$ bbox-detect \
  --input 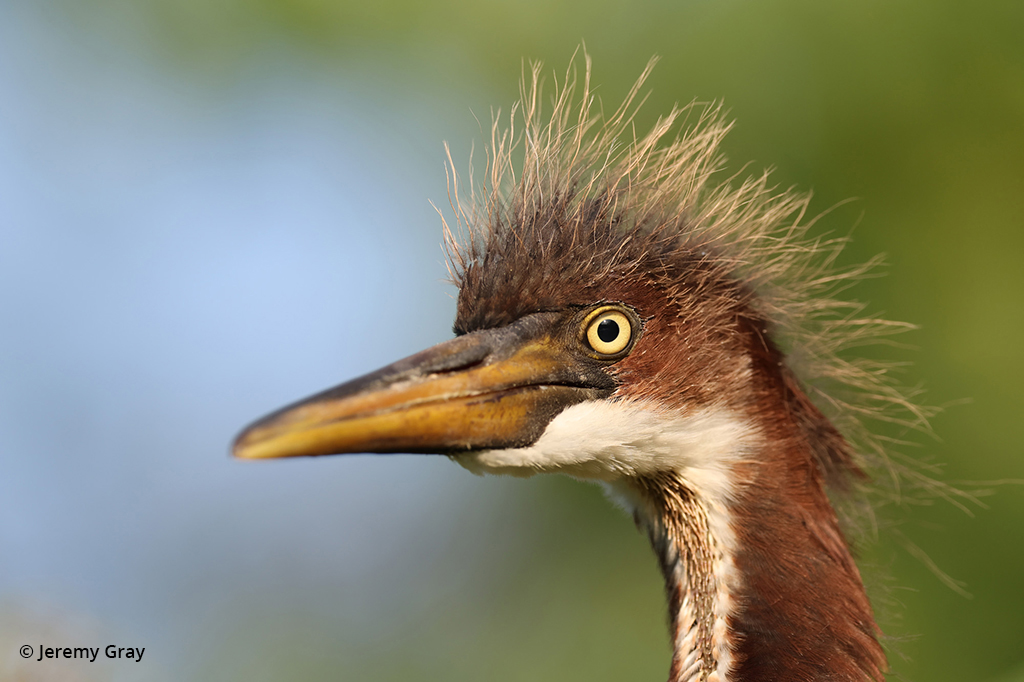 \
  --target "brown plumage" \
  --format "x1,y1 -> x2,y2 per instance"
234,54 -> 951,682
